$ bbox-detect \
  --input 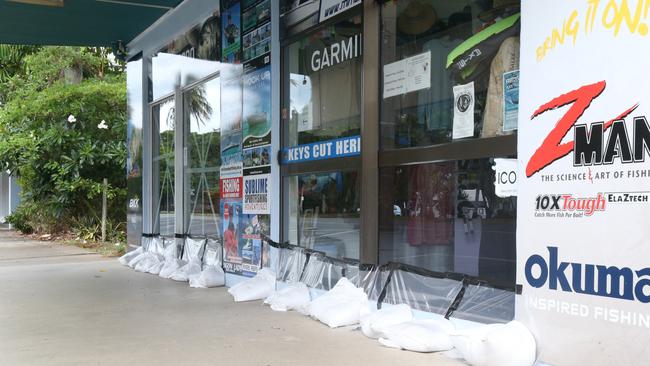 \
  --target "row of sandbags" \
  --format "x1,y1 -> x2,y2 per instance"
118,236 -> 225,288
227,269 -> 537,366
